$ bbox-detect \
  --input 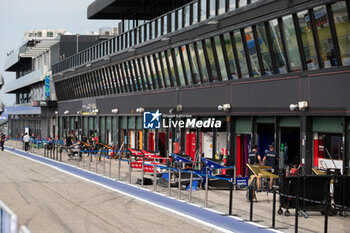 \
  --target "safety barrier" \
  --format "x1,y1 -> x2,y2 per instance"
0,200 -> 31,233
246,175 -> 350,233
